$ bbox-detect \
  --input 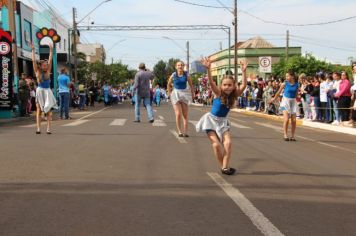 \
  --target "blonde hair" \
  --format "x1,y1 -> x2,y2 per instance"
220,75 -> 237,108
